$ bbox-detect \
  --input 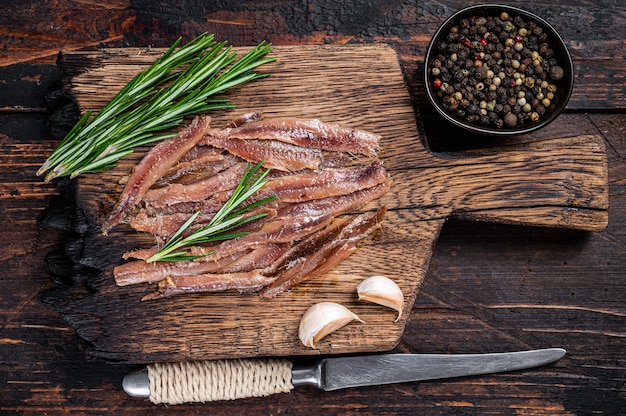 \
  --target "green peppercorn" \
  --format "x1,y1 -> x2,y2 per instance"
523,77 -> 535,88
